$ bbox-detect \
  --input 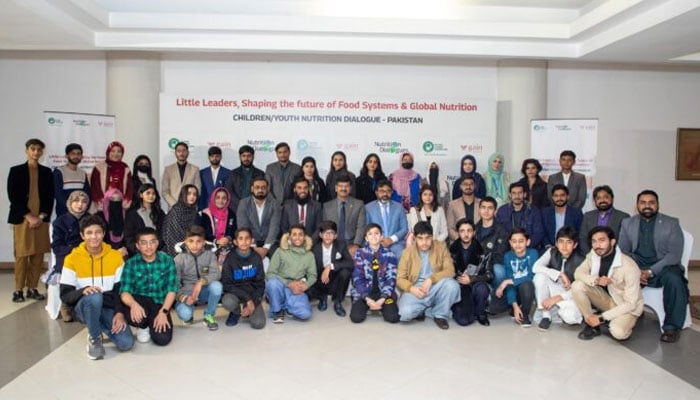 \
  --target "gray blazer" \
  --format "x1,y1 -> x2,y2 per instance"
236,196 -> 281,247
618,212 -> 684,274
323,197 -> 366,246
547,171 -> 587,209
265,161 -> 301,203
579,208 -> 630,254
